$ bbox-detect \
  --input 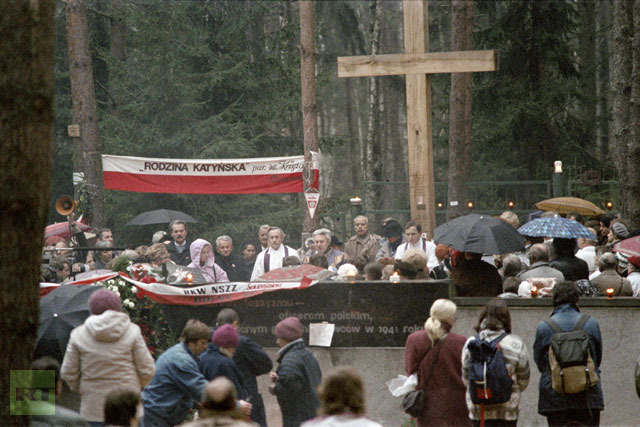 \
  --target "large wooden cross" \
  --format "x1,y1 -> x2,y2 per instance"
338,0 -> 497,238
